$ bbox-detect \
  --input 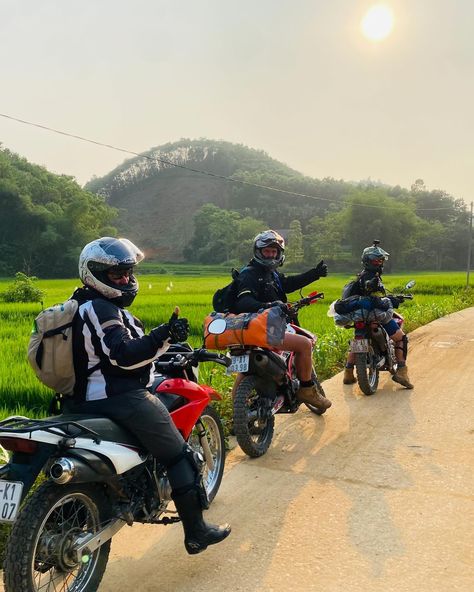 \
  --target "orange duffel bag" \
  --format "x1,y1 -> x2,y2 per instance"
203,307 -> 287,351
